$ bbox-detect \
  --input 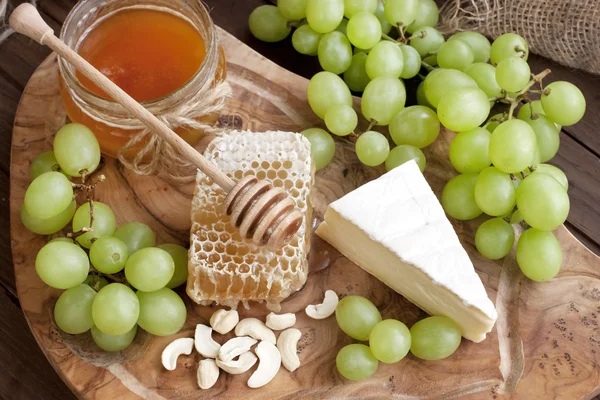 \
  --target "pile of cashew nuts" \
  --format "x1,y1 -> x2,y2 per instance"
161,290 -> 339,389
